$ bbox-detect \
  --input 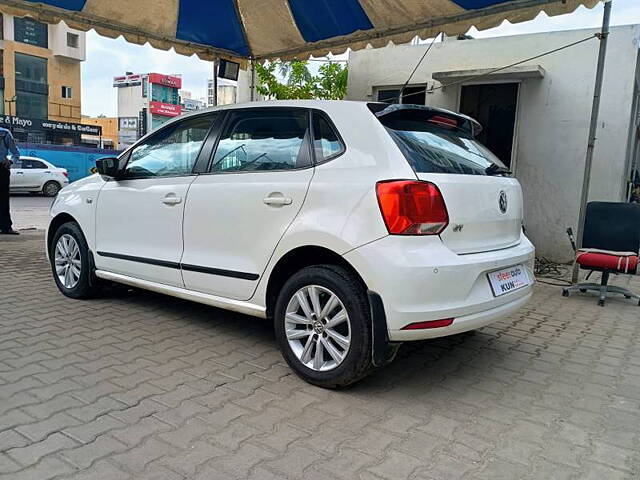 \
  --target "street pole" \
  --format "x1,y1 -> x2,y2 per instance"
571,0 -> 612,284
213,59 -> 219,107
